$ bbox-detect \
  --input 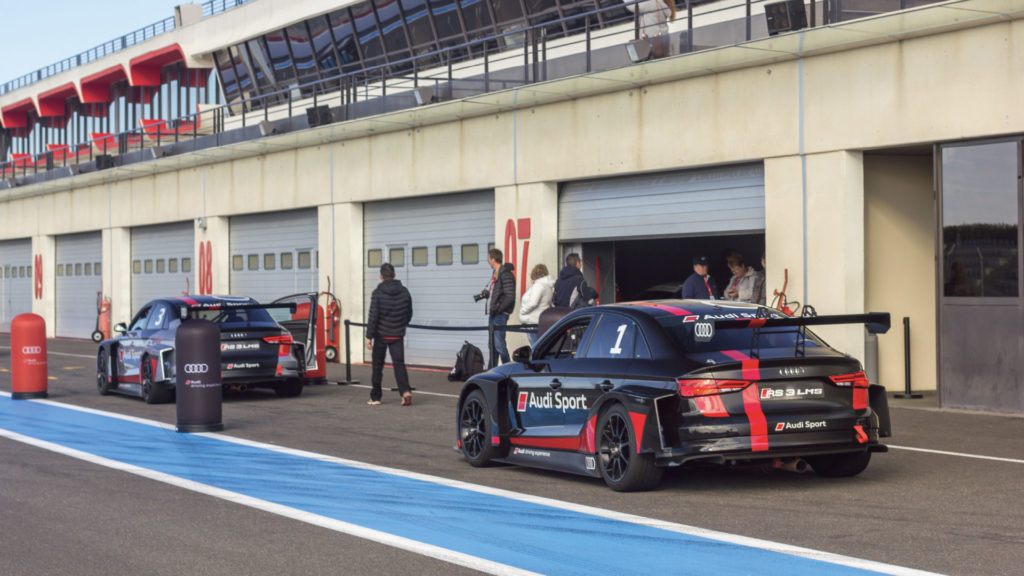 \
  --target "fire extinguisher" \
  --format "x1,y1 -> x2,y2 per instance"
91,292 -> 111,342
321,276 -> 342,362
